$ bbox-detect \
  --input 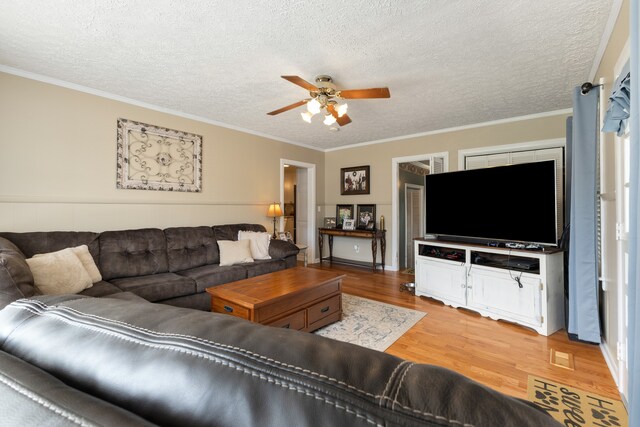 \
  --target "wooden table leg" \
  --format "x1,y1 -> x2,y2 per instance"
380,234 -> 386,271
371,235 -> 377,271
318,233 -> 323,265
328,235 -> 334,264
